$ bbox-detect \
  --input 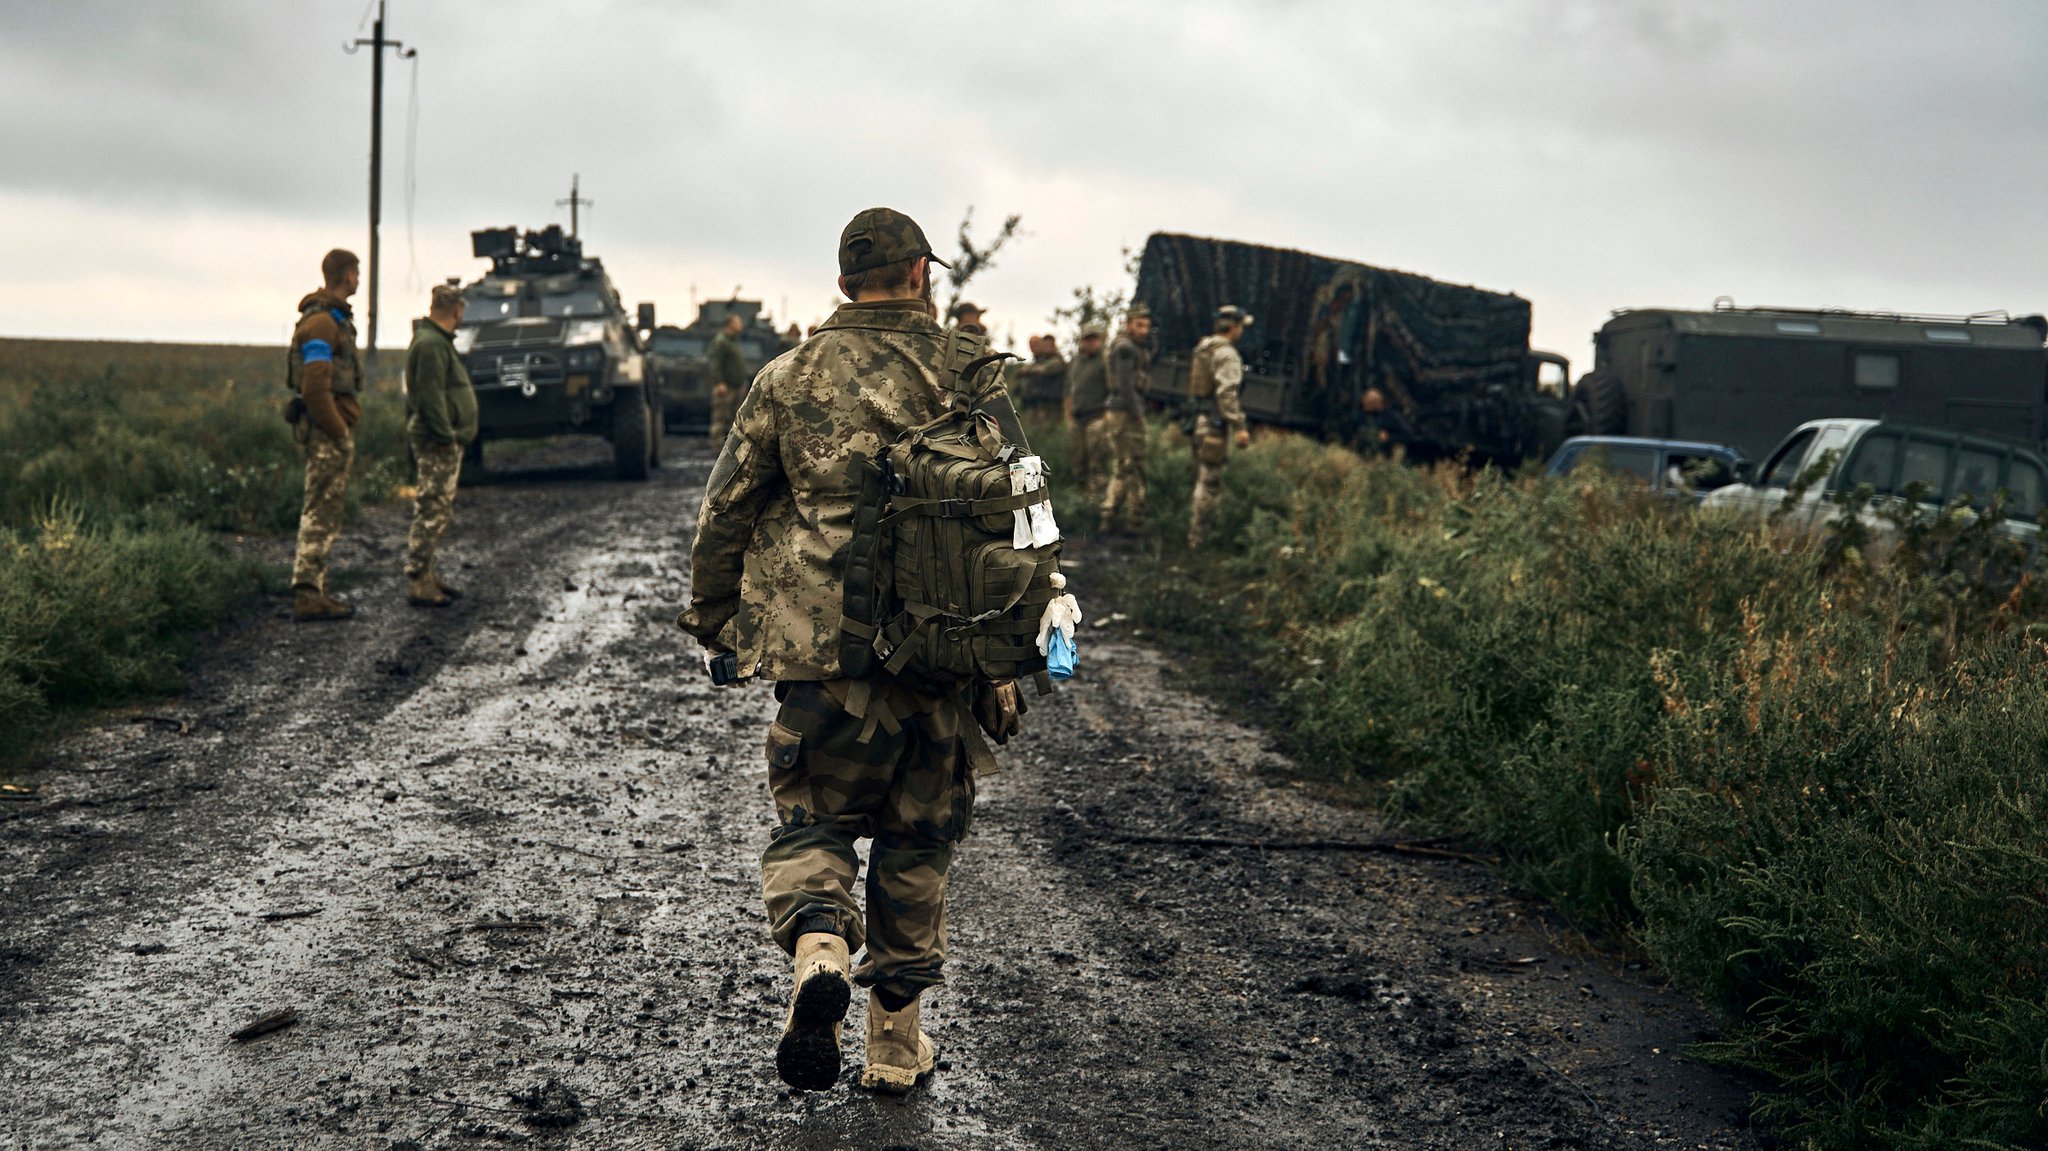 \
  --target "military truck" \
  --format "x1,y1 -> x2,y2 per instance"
453,224 -> 662,480
645,299 -> 787,434
1134,232 -> 1572,465
1571,303 -> 2048,461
